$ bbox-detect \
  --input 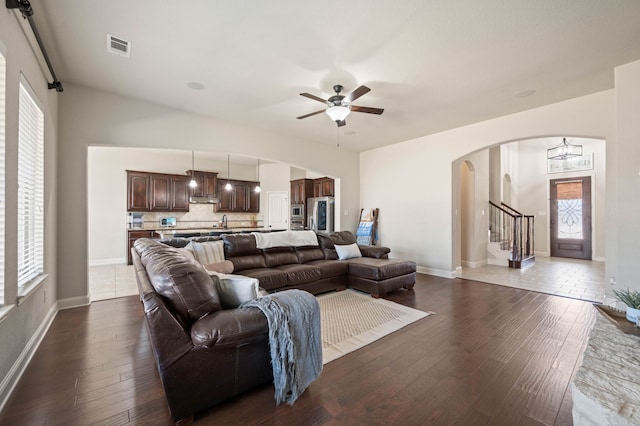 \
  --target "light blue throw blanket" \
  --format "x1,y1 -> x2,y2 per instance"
242,289 -> 323,405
